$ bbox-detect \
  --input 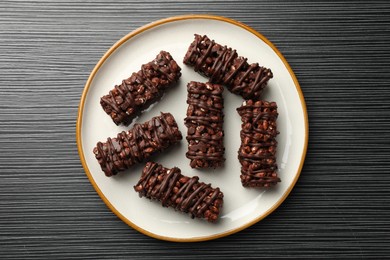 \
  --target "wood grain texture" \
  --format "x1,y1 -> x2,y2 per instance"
0,0 -> 389,258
